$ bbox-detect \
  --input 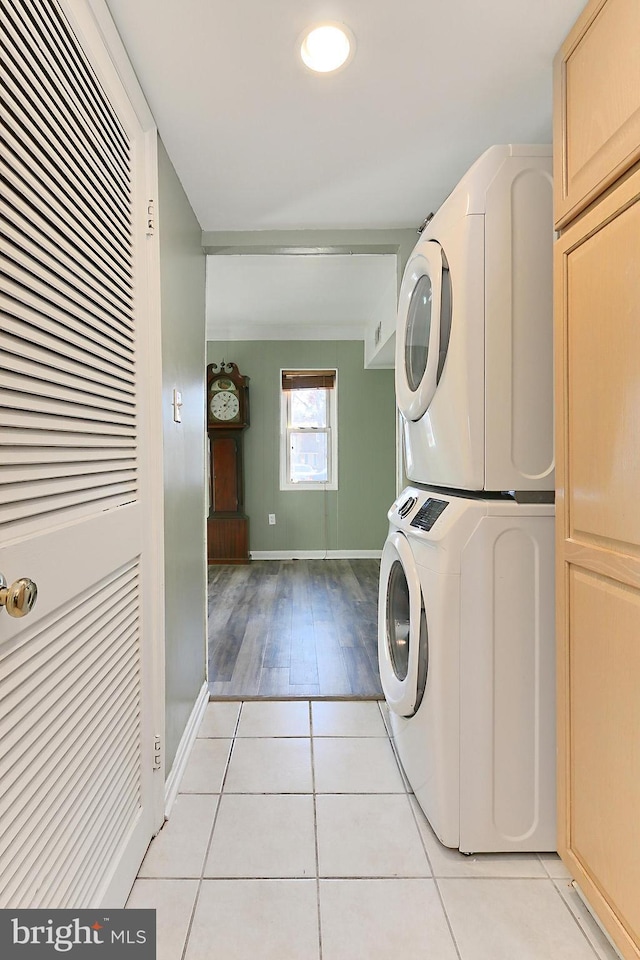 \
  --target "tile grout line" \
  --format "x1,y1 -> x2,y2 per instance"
379,699 -> 465,960
408,806 -> 464,960
137,871 -> 581,883
309,701 -> 324,960
178,700 -> 243,960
